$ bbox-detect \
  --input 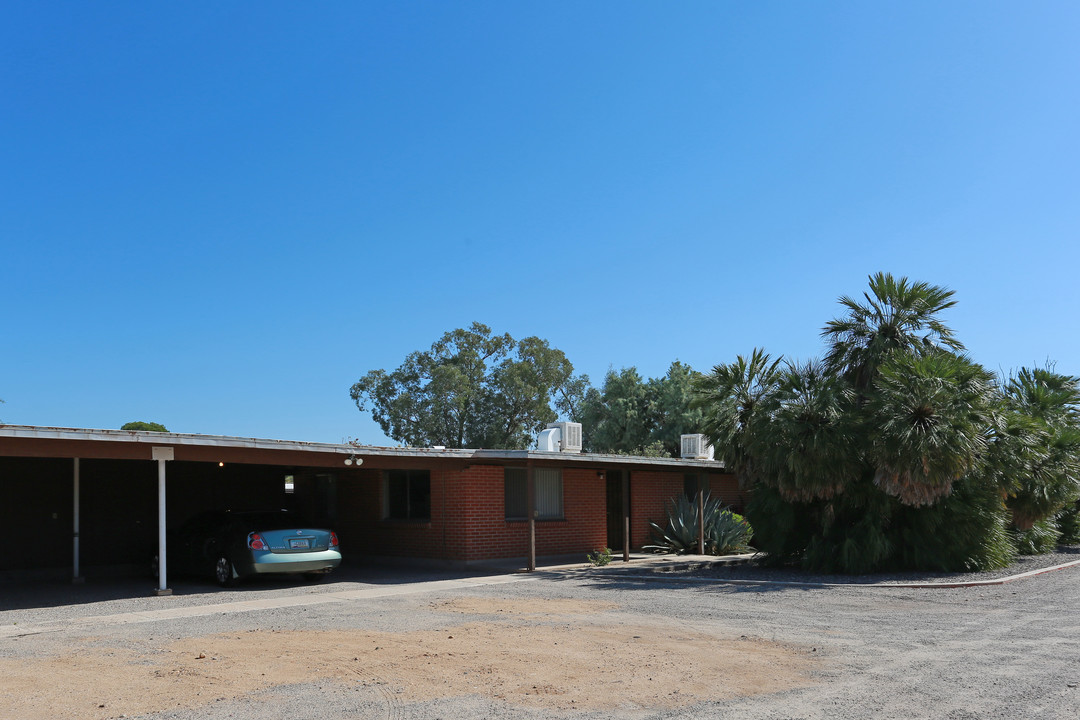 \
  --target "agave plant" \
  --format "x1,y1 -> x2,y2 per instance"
644,493 -> 753,555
